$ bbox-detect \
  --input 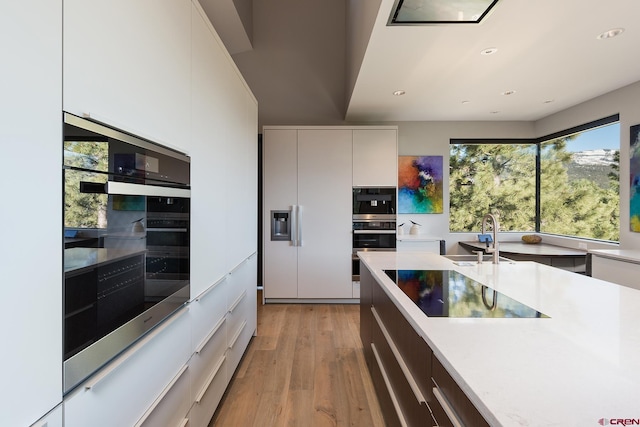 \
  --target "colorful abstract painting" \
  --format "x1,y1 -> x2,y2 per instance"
630,125 -> 640,232
398,155 -> 443,214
